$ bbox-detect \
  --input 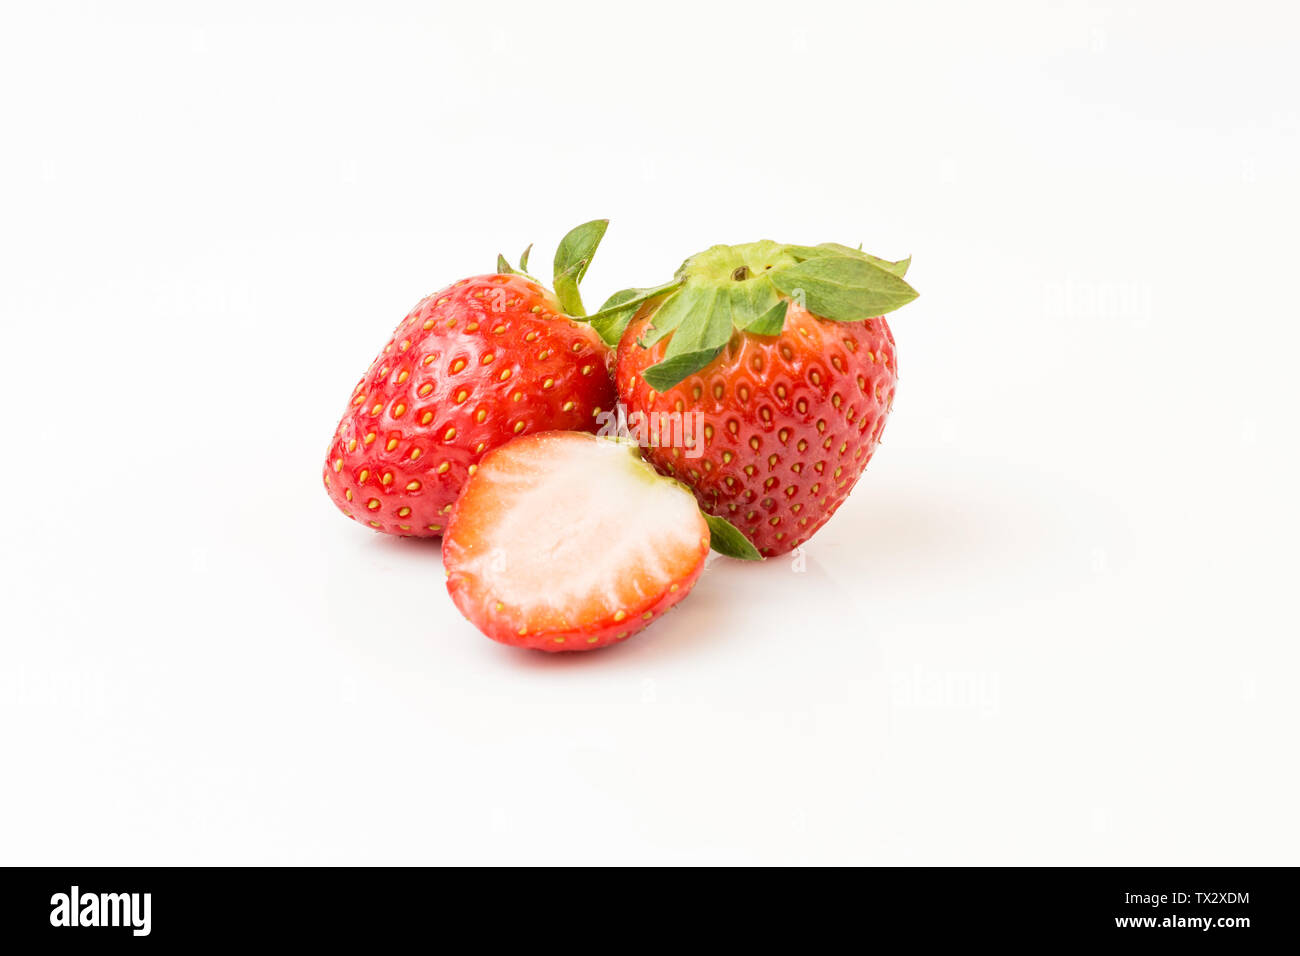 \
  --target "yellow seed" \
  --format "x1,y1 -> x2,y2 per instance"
614,610 -> 627,622
437,462 -> 450,474
398,506 -> 411,517
399,524 -> 410,531
409,448 -> 421,460
475,409 -> 487,423
346,438 -> 357,452
422,320 -> 434,331
542,378 -> 554,389
495,602 -> 504,611
369,520 -> 381,528
481,353 -> 495,365
587,636 -> 598,644
392,403 -> 406,417
513,421 -> 525,433
581,365 -> 593,375
499,368 -> 512,381
406,480 -> 421,491
442,504 -> 453,514
492,324 -> 506,334
370,403 -> 382,416
642,611 -> 653,620
443,426 -> 457,441
419,383 -> 433,397
562,400 -> 576,411
396,370 -> 409,384
385,438 -> 398,451
423,354 -> 436,366
427,524 -> 442,532
512,391 -> 523,402
352,394 -> 365,406
344,489 -> 353,501
333,459 -> 342,472
468,464 -> 477,475
367,499 -> 380,510
399,340 -> 410,351
450,358 -> 466,373
670,583 -> 679,592
419,412 -> 433,425
358,468 -> 369,482
465,322 -> 479,332
553,637 -> 565,644
381,472 -> 393,485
